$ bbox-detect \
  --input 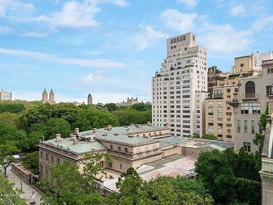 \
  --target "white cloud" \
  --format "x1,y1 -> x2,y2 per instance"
176,0 -> 198,8
161,9 -> 199,33
0,0 -> 34,17
230,5 -> 245,16
252,15 -> 273,32
83,71 -> 104,83
49,0 -> 101,29
0,48 -> 126,68
112,0 -> 128,7
132,25 -> 168,50
199,24 -> 253,53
